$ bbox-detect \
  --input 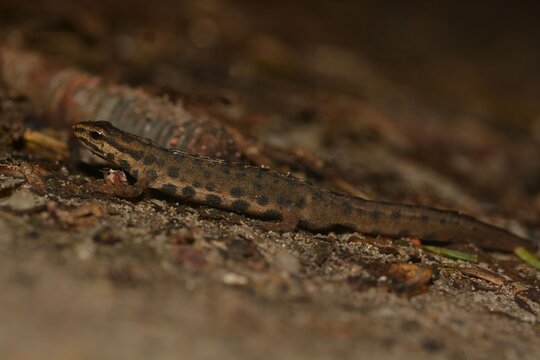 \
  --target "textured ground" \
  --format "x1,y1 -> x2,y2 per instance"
0,1 -> 539,359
